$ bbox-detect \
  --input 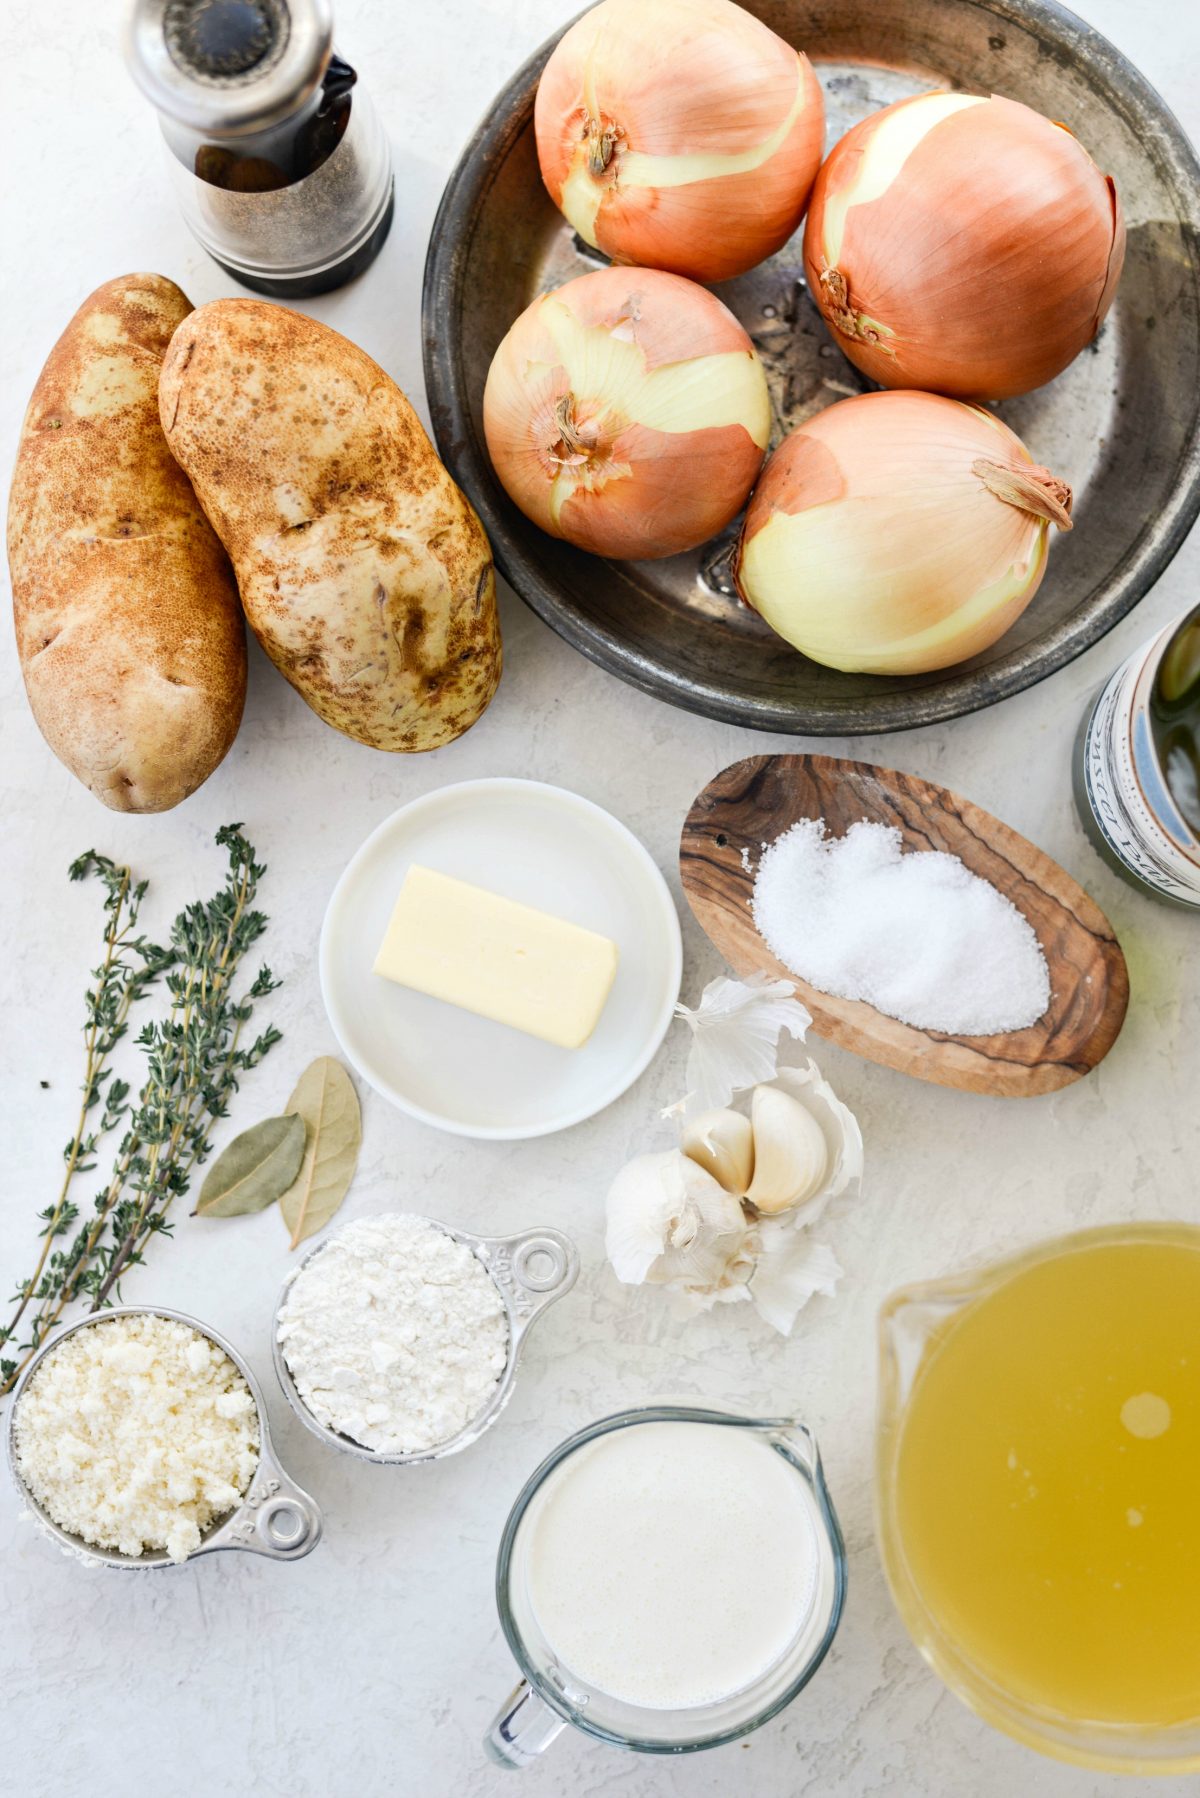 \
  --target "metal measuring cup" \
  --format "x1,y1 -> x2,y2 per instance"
6,1305 -> 322,1567
273,1218 -> 579,1466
